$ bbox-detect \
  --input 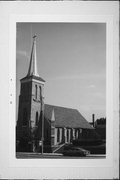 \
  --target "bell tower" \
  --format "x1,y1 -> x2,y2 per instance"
16,35 -> 45,152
